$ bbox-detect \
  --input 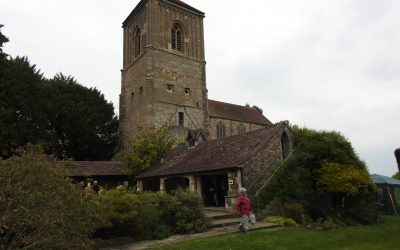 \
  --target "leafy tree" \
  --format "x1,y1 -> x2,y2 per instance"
256,126 -> 378,224
392,172 -> 400,180
0,55 -> 45,158
0,26 -> 118,160
245,103 -> 263,114
252,105 -> 263,114
41,73 -> 119,160
395,148 -> 400,172
119,125 -> 175,177
0,145 -> 105,249
317,162 -> 375,196
316,162 -> 376,217
0,24 -> 9,56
